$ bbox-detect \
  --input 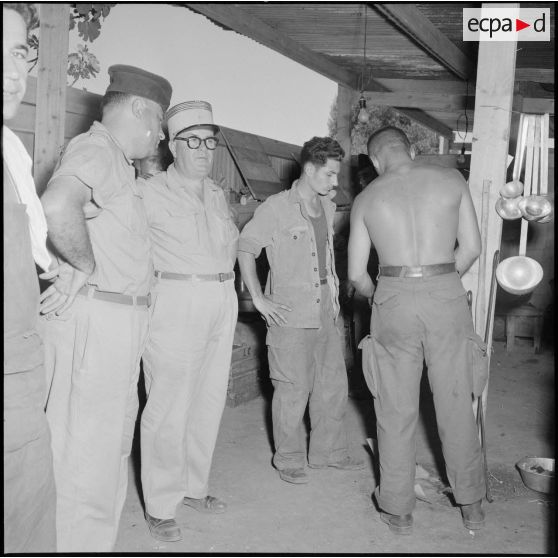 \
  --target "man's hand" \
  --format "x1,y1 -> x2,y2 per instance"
253,295 -> 292,326
39,262 -> 90,315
